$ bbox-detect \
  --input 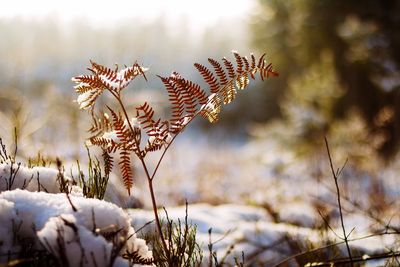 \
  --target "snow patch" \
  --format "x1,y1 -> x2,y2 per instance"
0,189 -> 152,266
0,162 -> 73,193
